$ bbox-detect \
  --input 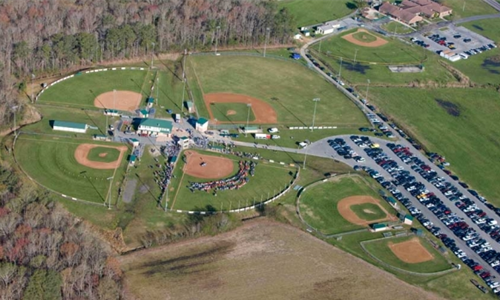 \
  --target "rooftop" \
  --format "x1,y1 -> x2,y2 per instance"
197,117 -> 209,125
53,120 -> 87,130
139,118 -> 173,130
